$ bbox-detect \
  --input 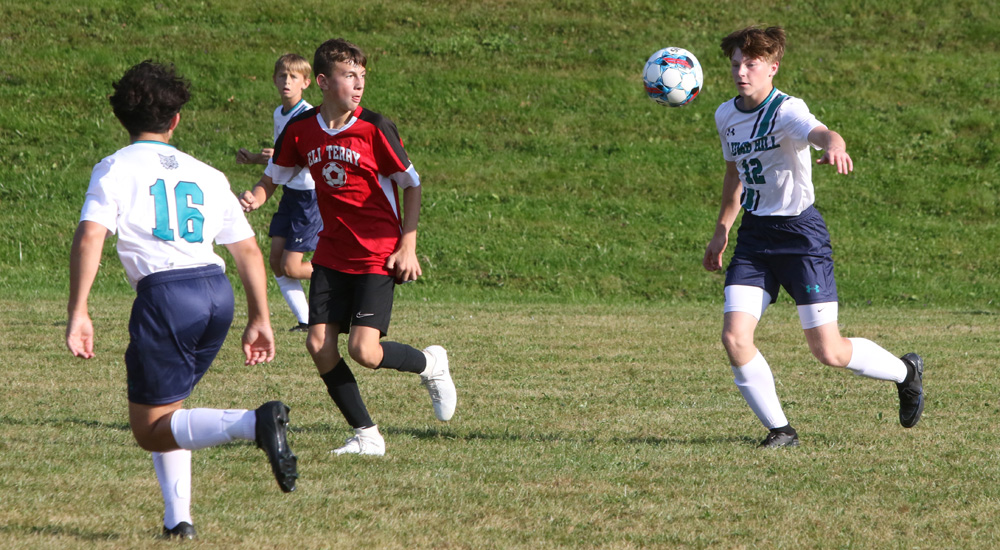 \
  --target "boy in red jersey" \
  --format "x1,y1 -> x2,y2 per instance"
267,38 -> 456,455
